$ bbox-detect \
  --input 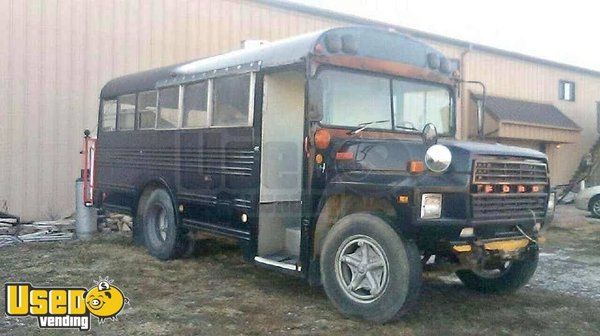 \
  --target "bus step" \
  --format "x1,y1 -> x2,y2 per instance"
255,253 -> 301,271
